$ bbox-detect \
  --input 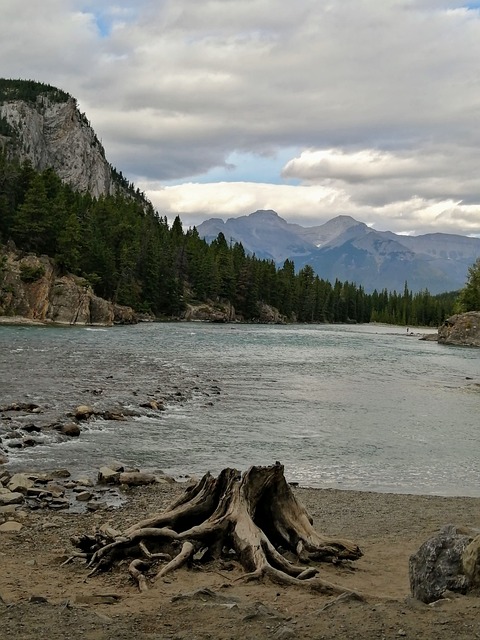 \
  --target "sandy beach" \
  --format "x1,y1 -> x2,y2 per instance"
1,477 -> 480,639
